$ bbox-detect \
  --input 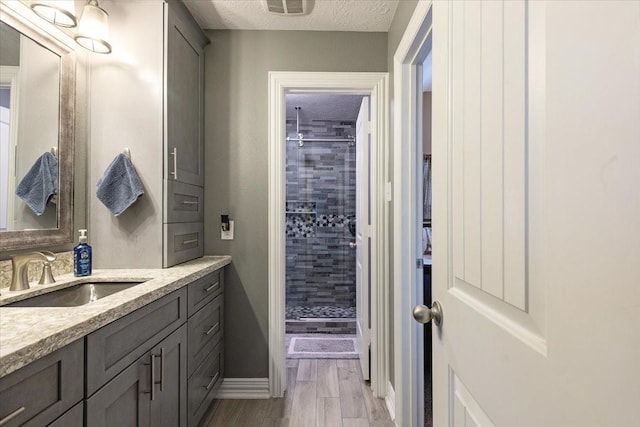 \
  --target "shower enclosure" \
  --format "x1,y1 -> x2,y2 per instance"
285,95 -> 362,334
